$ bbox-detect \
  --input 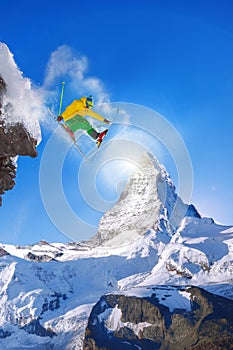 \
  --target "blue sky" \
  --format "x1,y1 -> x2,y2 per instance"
1,0 -> 233,244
